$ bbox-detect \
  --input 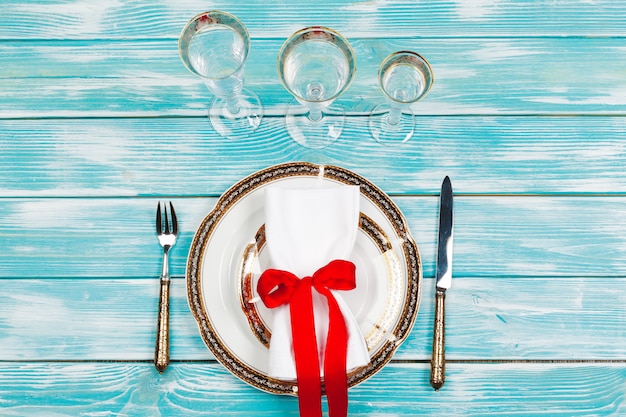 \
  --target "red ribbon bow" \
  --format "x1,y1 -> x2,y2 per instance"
257,259 -> 357,417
